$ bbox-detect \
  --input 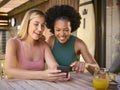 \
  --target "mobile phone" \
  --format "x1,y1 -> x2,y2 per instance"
57,66 -> 72,78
